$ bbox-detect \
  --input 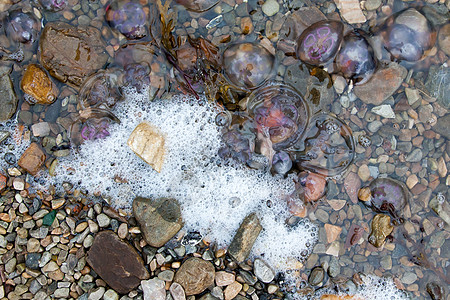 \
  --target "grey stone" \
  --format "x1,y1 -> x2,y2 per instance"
425,65 -> 449,109
169,282 -> 186,300
133,197 -> 183,248
0,71 -> 18,122
405,149 -> 423,162
433,114 -> 450,140
253,258 -> 275,283
158,270 -> 175,282
88,287 -> 105,300
228,213 -> 262,263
